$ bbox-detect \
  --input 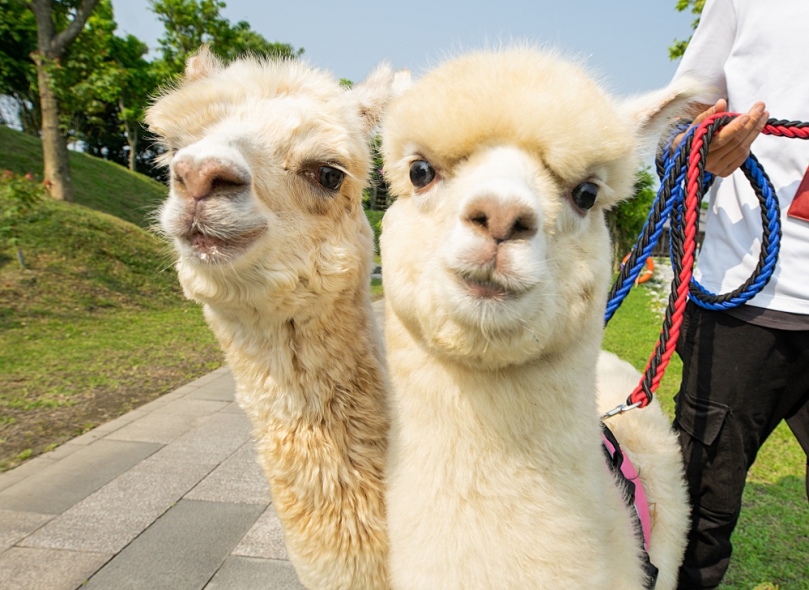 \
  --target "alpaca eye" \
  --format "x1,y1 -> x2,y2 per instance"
317,166 -> 345,191
571,182 -> 598,211
410,160 -> 435,190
